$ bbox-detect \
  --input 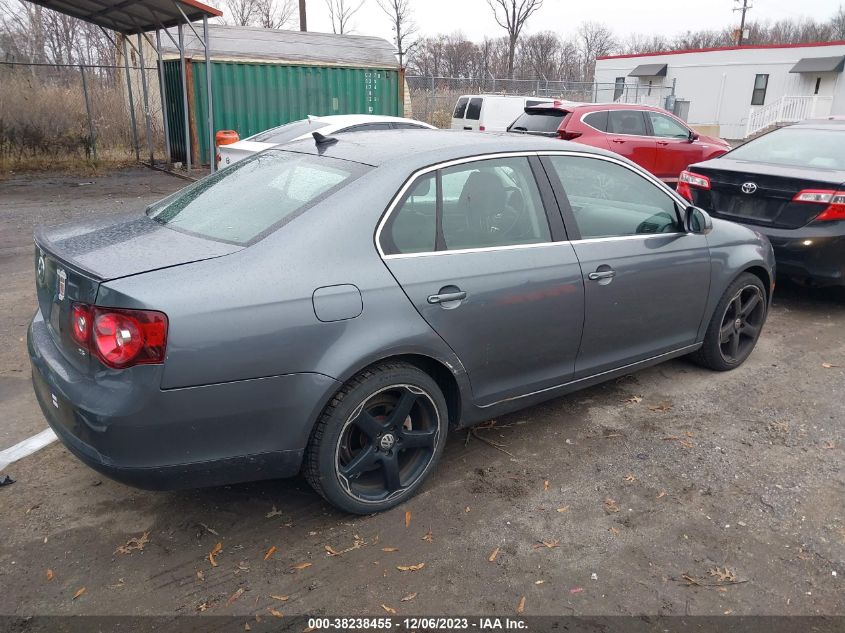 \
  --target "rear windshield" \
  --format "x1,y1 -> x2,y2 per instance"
508,109 -> 566,136
147,150 -> 368,245
453,97 -> 469,119
727,127 -> 845,170
249,120 -> 329,144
